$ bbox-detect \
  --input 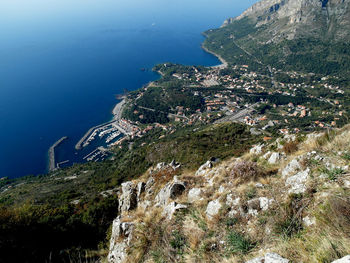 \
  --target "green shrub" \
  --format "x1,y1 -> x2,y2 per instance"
226,230 -> 255,254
